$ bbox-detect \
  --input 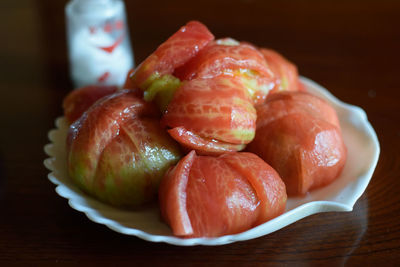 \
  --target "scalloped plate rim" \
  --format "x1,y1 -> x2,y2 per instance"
43,76 -> 380,246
